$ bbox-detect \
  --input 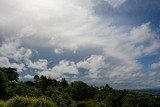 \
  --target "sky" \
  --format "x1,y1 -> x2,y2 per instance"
0,0 -> 160,89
